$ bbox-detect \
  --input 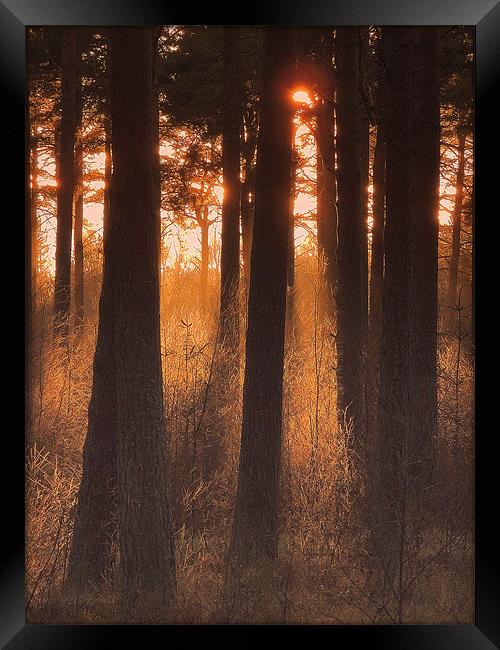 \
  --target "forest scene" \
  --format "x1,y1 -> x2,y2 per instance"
26,25 -> 474,624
